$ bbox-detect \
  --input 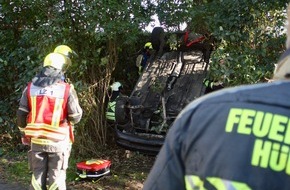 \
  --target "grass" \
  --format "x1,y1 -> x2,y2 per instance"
0,150 -> 31,187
